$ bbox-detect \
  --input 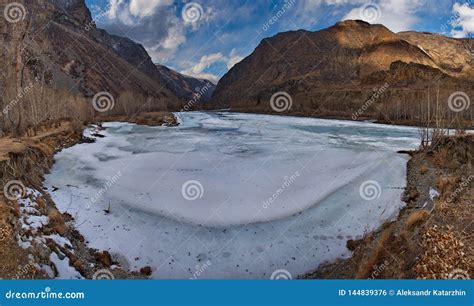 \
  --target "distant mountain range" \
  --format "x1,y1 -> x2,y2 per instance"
209,20 -> 473,125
